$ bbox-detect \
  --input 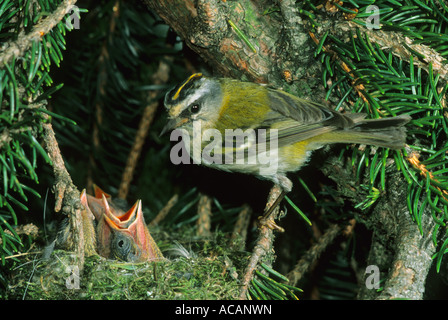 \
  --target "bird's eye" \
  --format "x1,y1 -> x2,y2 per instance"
190,104 -> 200,114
